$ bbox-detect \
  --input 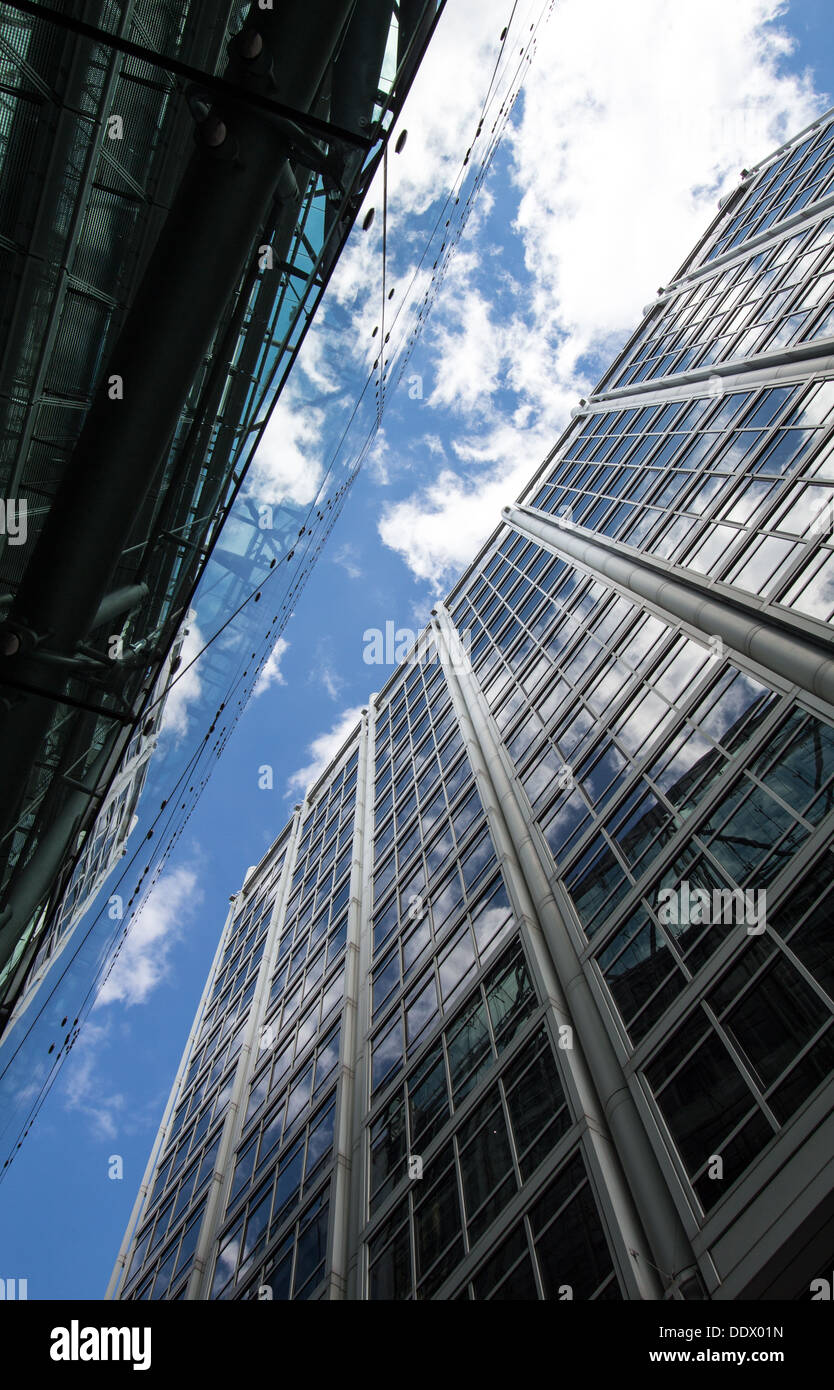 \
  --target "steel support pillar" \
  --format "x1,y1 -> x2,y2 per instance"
326,705 -> 372,1298
505,502 -> 834,711
90,584 -> 150,635
433,601 -> 702,1298
324,0 -> 394,249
